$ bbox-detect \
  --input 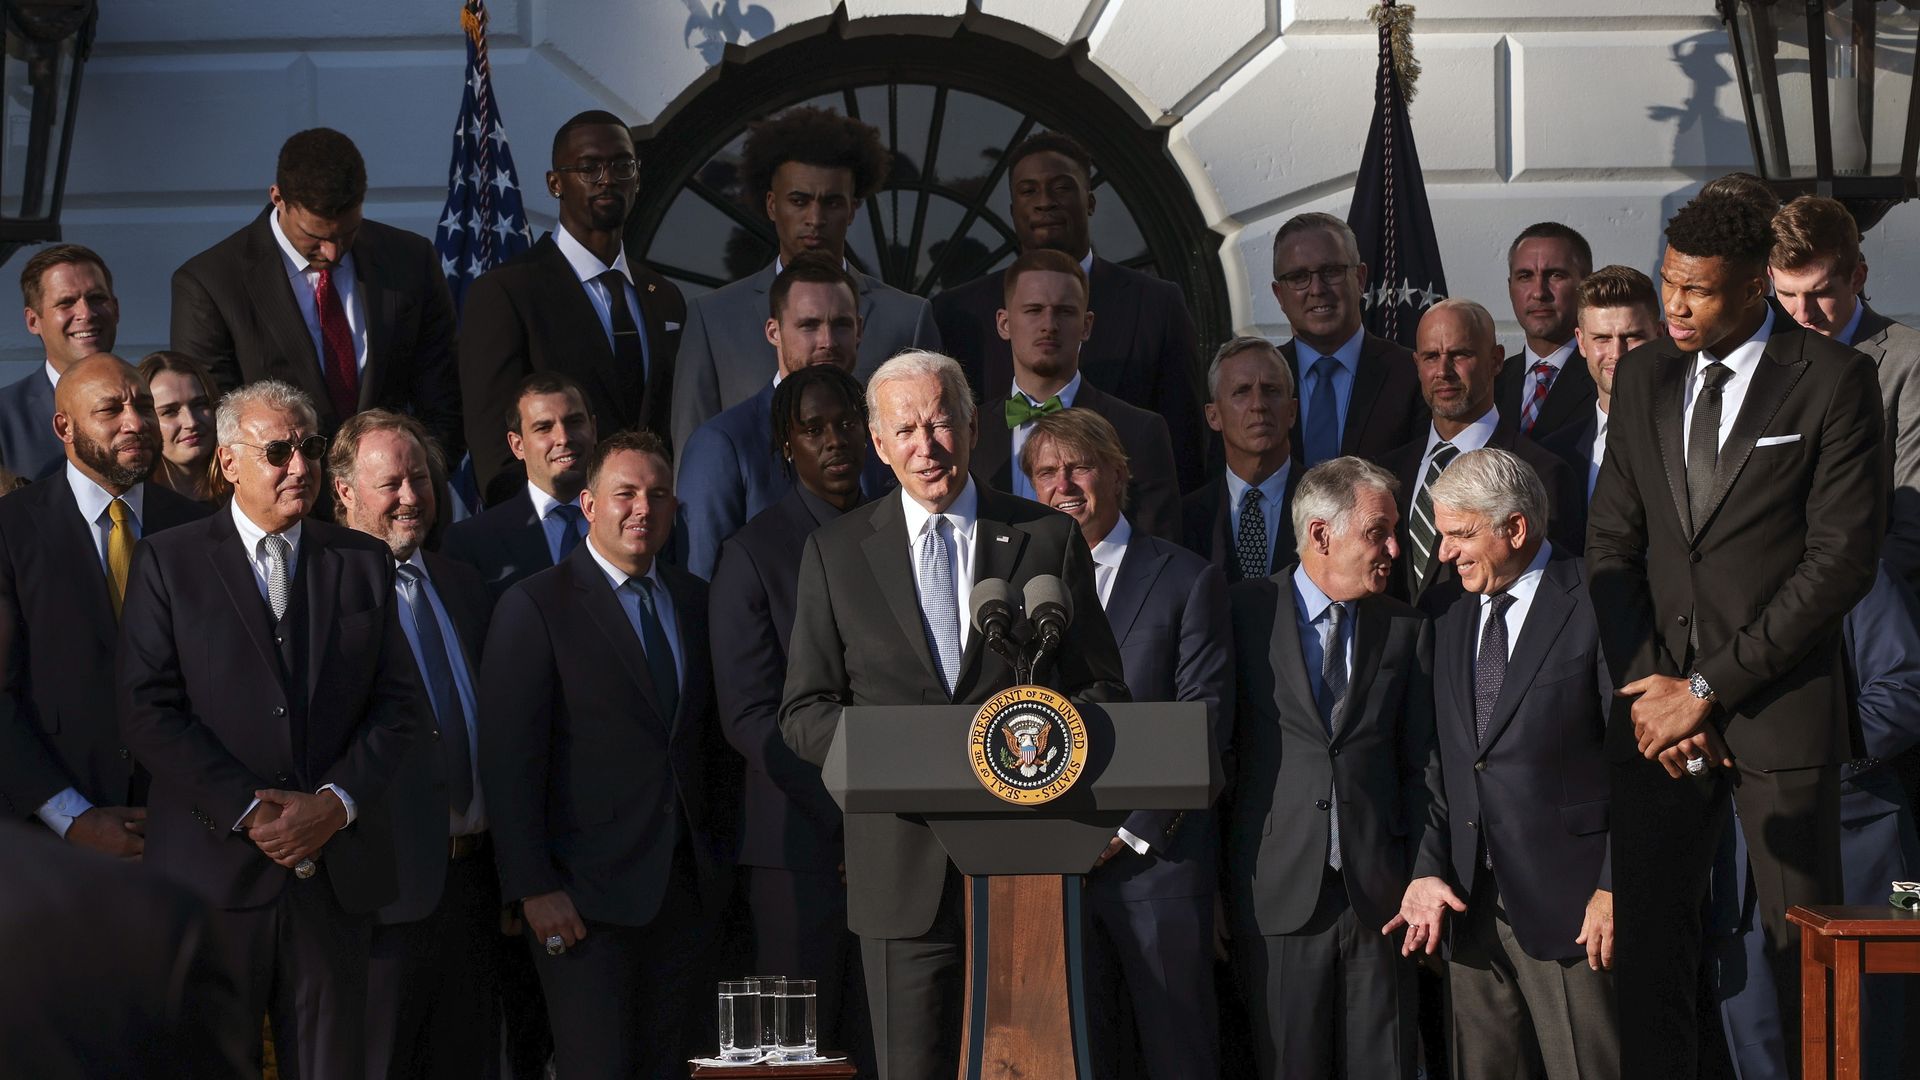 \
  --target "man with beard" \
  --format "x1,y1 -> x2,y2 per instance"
931,132 -> 1205,491
679,252 -> 886,579
461,110 -> 685,505
118,379 -> 426,1077
443,372 -> 598,601
710,363 -> 877,1074
1494,223 -> 1596,442
0,245 -> 121,481
0,354 -> 206,852
1380,299 -> 1581,610
970,248 -> 1180,539
670,105 -> 937,459
330,410 -> 499,1079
